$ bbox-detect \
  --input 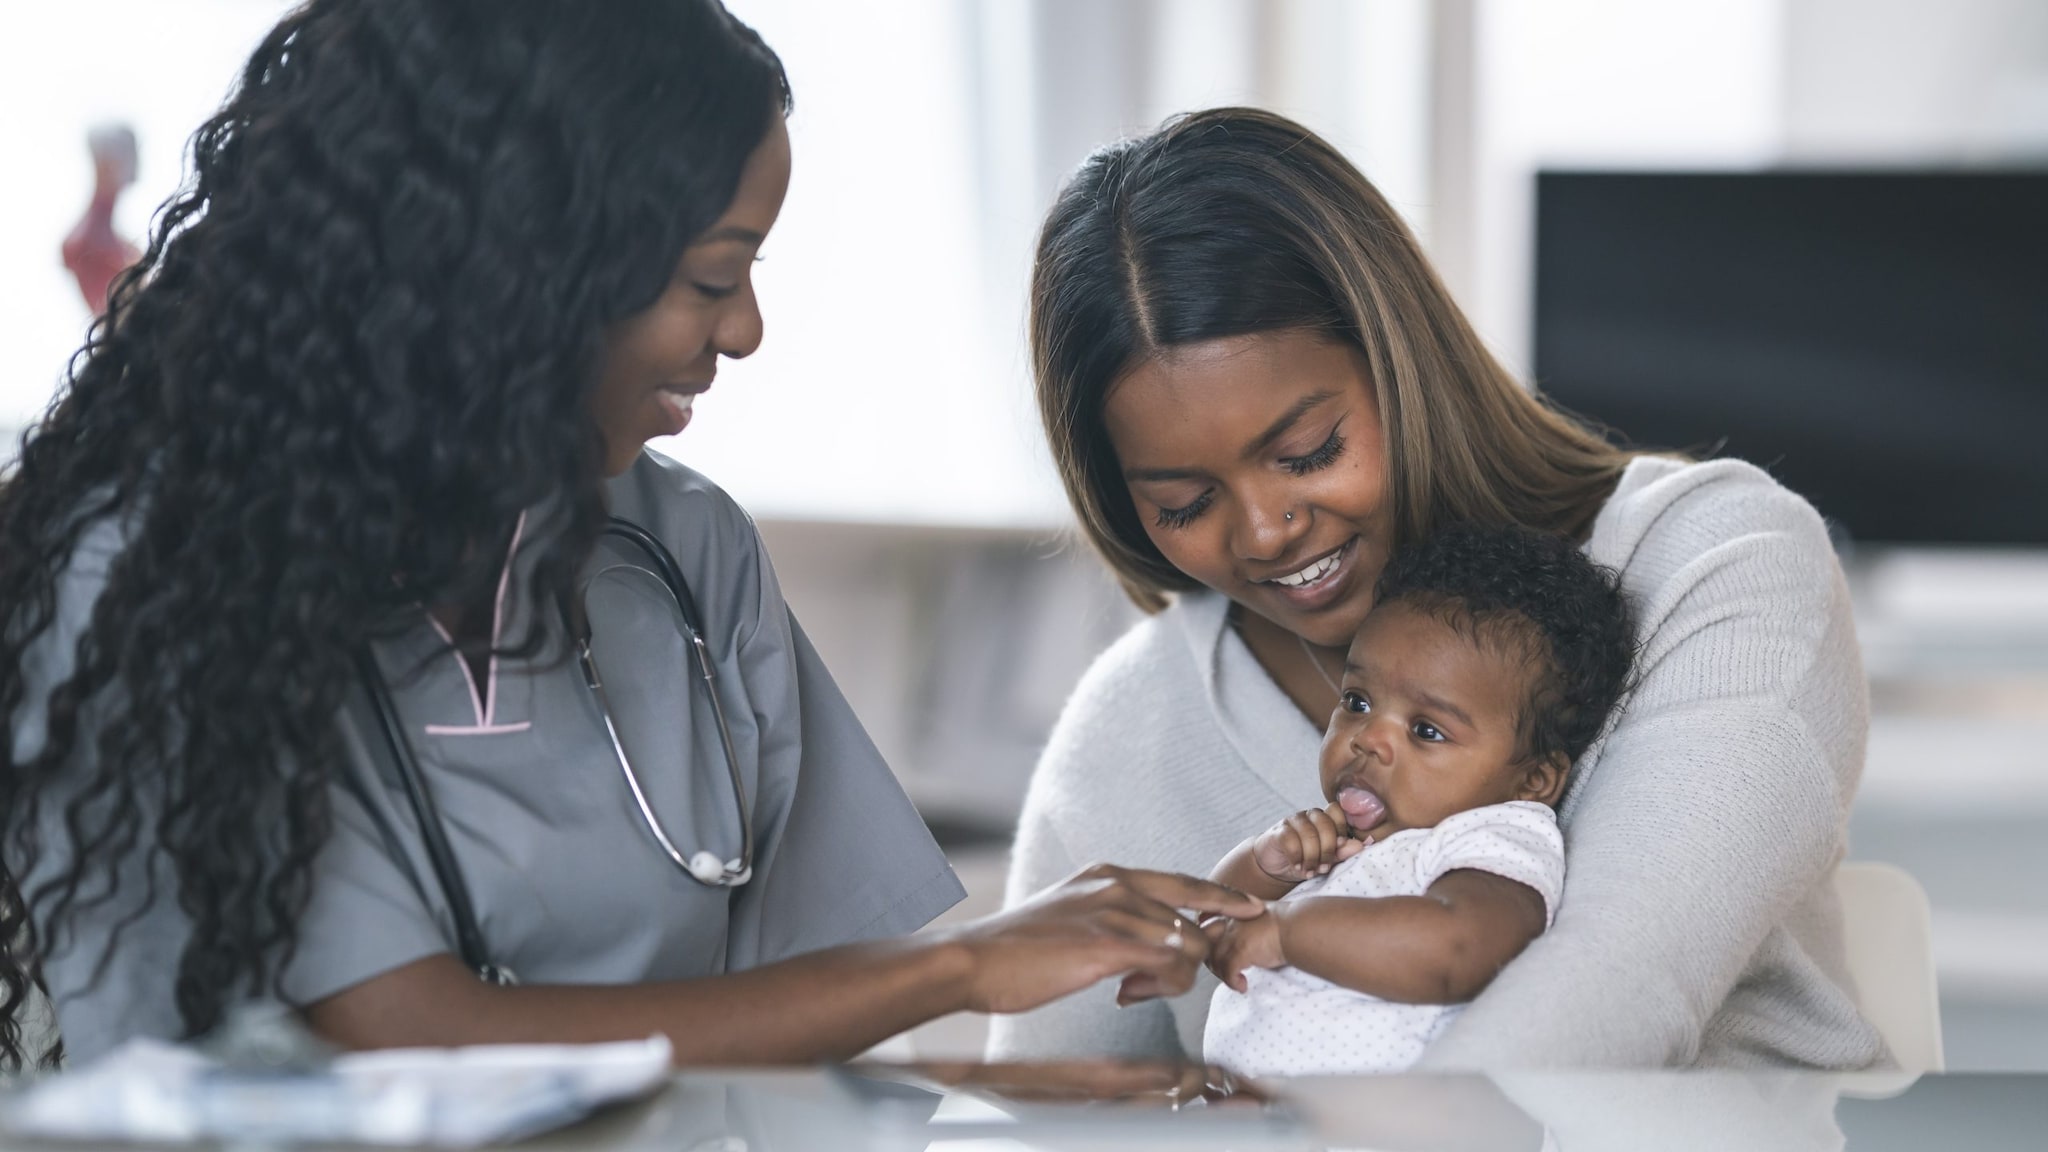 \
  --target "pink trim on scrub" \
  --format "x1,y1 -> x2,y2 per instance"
424,722 -> 533,736
424,613 -> 486,726
423,511 -> 533,737
483,510 -> 525,726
